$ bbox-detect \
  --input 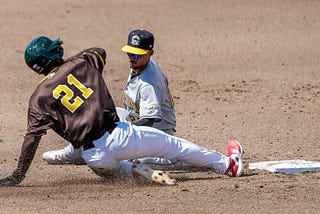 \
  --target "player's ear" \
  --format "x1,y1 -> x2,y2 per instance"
149,50 -> 154,57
